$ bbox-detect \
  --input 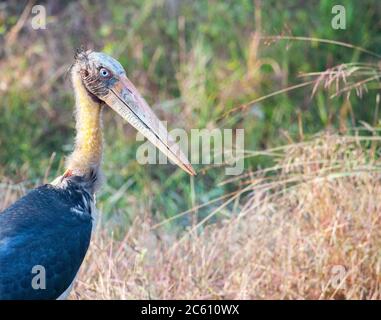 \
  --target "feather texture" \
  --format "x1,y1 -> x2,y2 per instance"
0,181 -> 93,300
